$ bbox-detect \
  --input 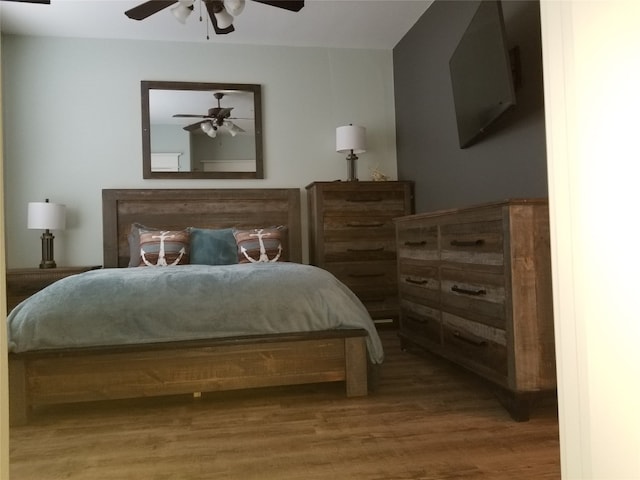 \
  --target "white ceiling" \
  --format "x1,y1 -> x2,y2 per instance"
0,0 -> 433,49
